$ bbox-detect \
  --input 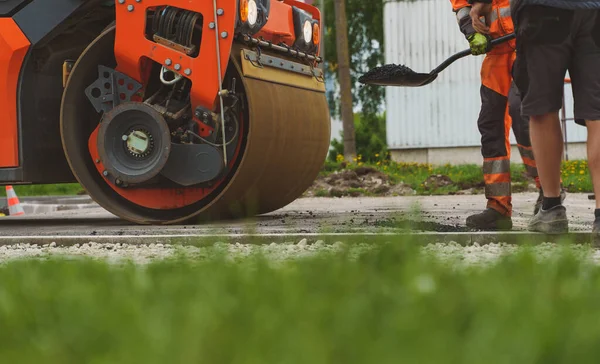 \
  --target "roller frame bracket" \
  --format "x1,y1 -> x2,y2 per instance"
242,49 -> 323,79
84,65 -> 143,114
